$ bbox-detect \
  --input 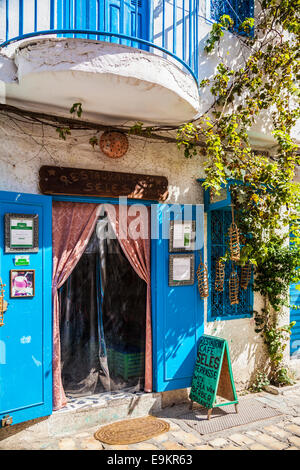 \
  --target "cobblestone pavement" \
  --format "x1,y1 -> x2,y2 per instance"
1,384 -> 300,450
